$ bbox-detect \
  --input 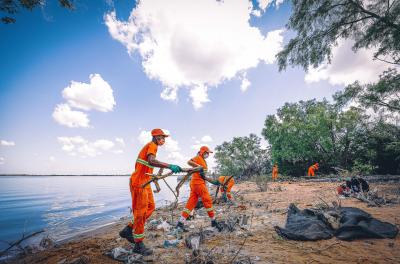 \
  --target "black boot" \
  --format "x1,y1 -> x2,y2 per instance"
133,241 -> 153,256
176,221 -> 189,232
211,219 -> 223,232
119,225 -> 134,243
